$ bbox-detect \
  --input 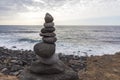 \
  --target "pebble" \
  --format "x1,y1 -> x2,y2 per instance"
11,65 -> 22,72
11,60 -> 18,63
1,68 -> 8,73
